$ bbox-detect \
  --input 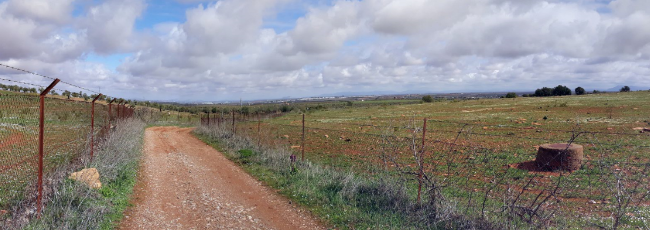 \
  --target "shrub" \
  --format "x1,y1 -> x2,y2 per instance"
620,86 -> 631,92
422,95 -> 433,102
505,92 -> 517,98
575,87 -> 585,95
